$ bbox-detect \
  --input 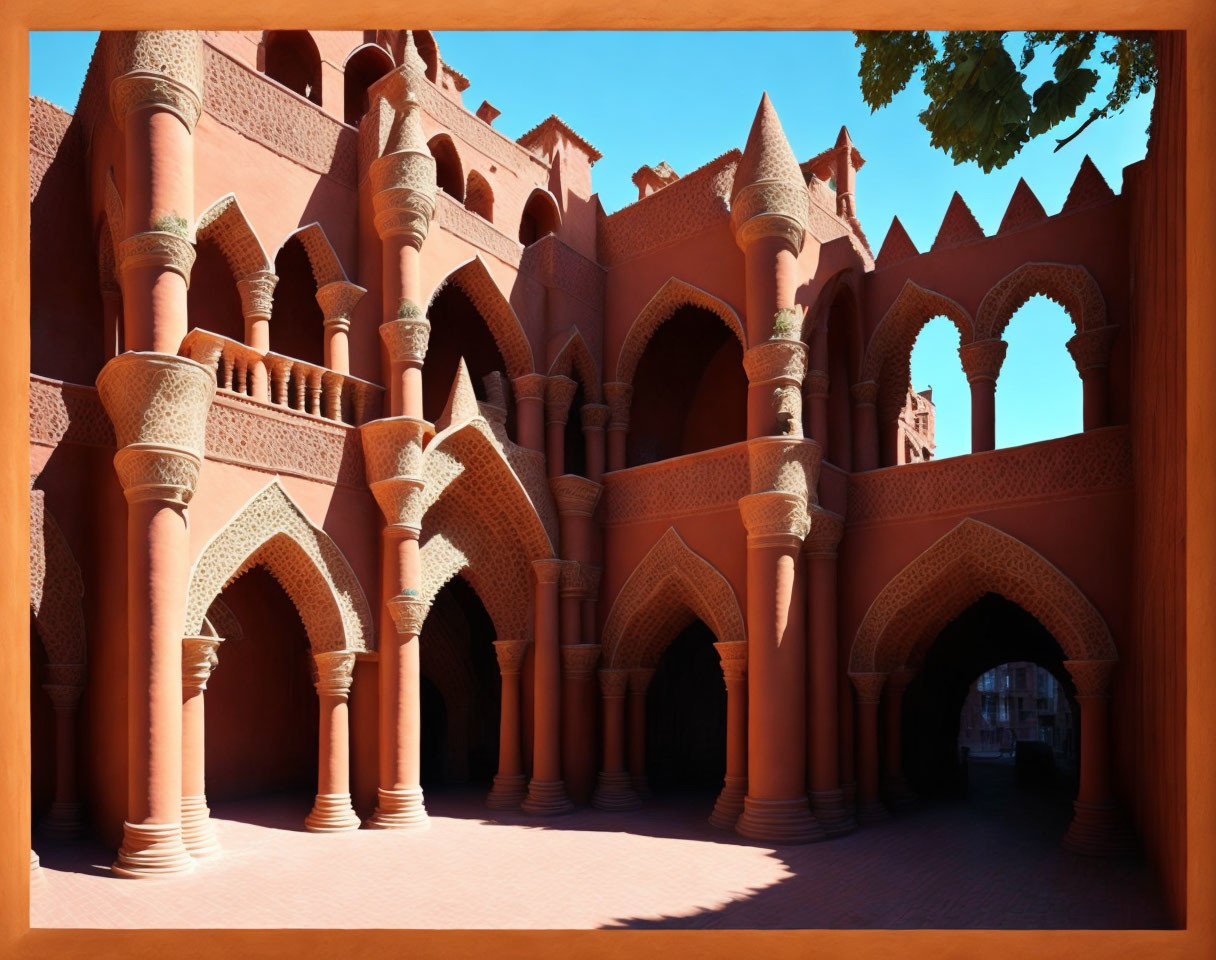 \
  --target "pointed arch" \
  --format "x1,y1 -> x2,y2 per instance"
616,278 -> 746,387
185,481 -> 374,653
428,134 -> 465,203
975,262 -> 1107,341
279,223 -> 350,287
343,42 -> 394,126
849,518 -> 1117,675
262,30 -> 322,106
427,255 -> 535,380
29,488 -> 86,667
519,187 -> 562,246
195,194 -> 273,278
602,528 -> 745,670
548,327 -> 602,402
465,170 -> 494,223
